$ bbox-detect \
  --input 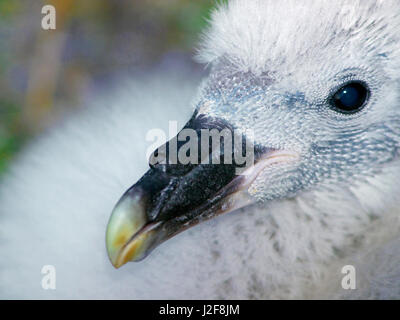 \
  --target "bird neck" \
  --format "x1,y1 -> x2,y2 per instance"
236,160 -> 400,298
271,160 -> 400,260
